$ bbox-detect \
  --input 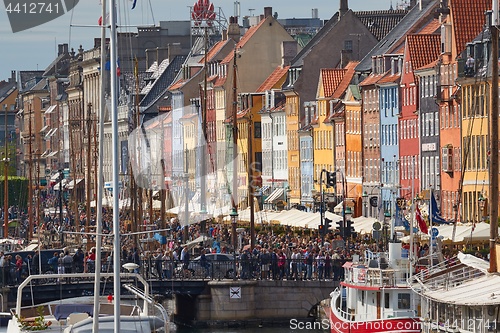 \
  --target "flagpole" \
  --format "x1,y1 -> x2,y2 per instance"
429,187 -> 433,263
